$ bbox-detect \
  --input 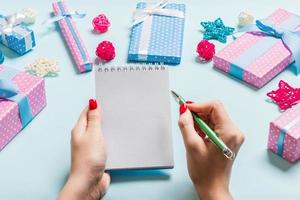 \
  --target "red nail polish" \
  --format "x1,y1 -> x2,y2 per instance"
89,99 -> 98,110
198,131 -> 206,139
186,101 -> 194,104
179,103 -> 187,115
